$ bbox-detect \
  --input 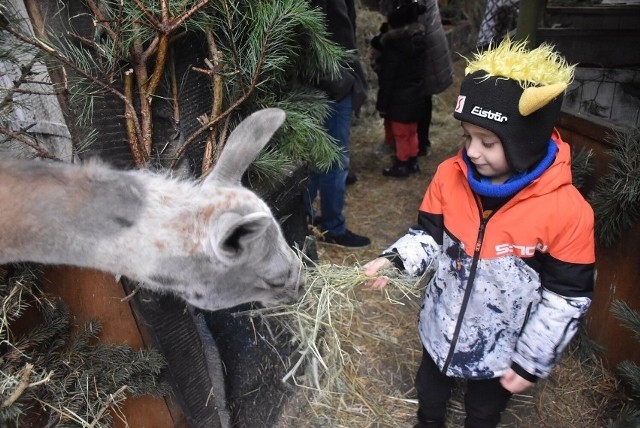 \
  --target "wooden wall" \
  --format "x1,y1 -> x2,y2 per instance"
41,267 -> 186,428
556,110 -> 640,371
